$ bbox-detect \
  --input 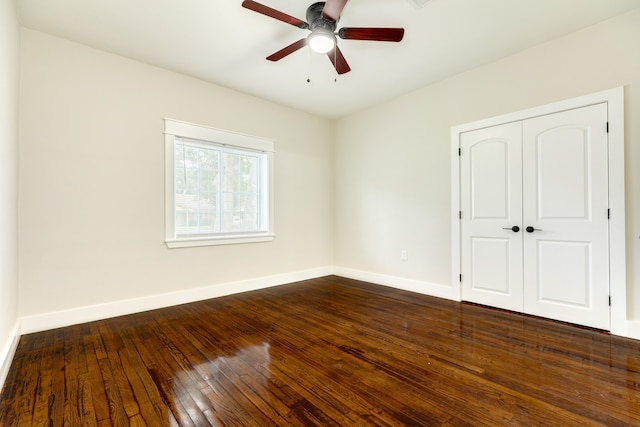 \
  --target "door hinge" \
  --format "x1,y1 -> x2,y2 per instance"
608,208 -> 610,219
459,274 -> 462,282
458,147 -> 462,156
609,296 -> 611,306
606,122 -> 609,133
459,210 -> 462,219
